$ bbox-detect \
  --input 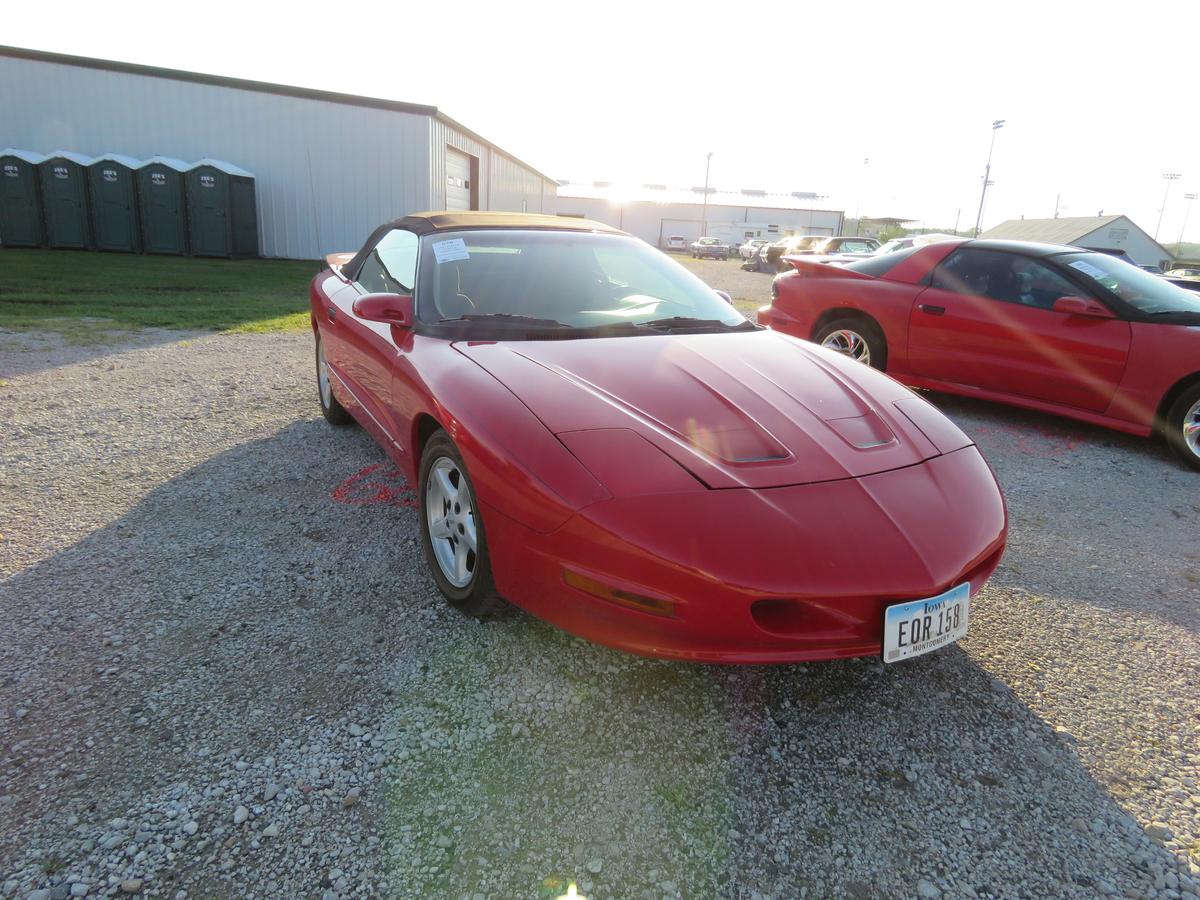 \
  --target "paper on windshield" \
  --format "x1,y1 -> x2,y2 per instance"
1068,259 -> 1110,280
433,238 -> 469,264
